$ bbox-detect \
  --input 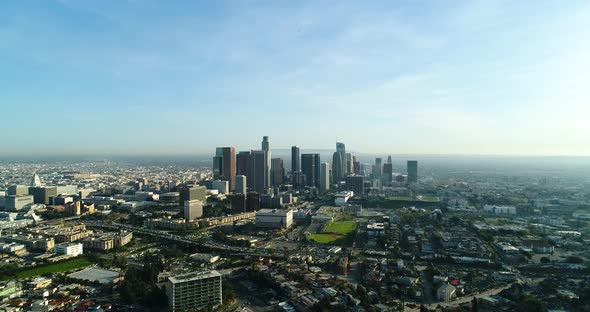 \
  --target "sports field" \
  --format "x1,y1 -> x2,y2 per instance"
1,257 -> 95,281
307,221 -> 357,245
323,221 -> 357,235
